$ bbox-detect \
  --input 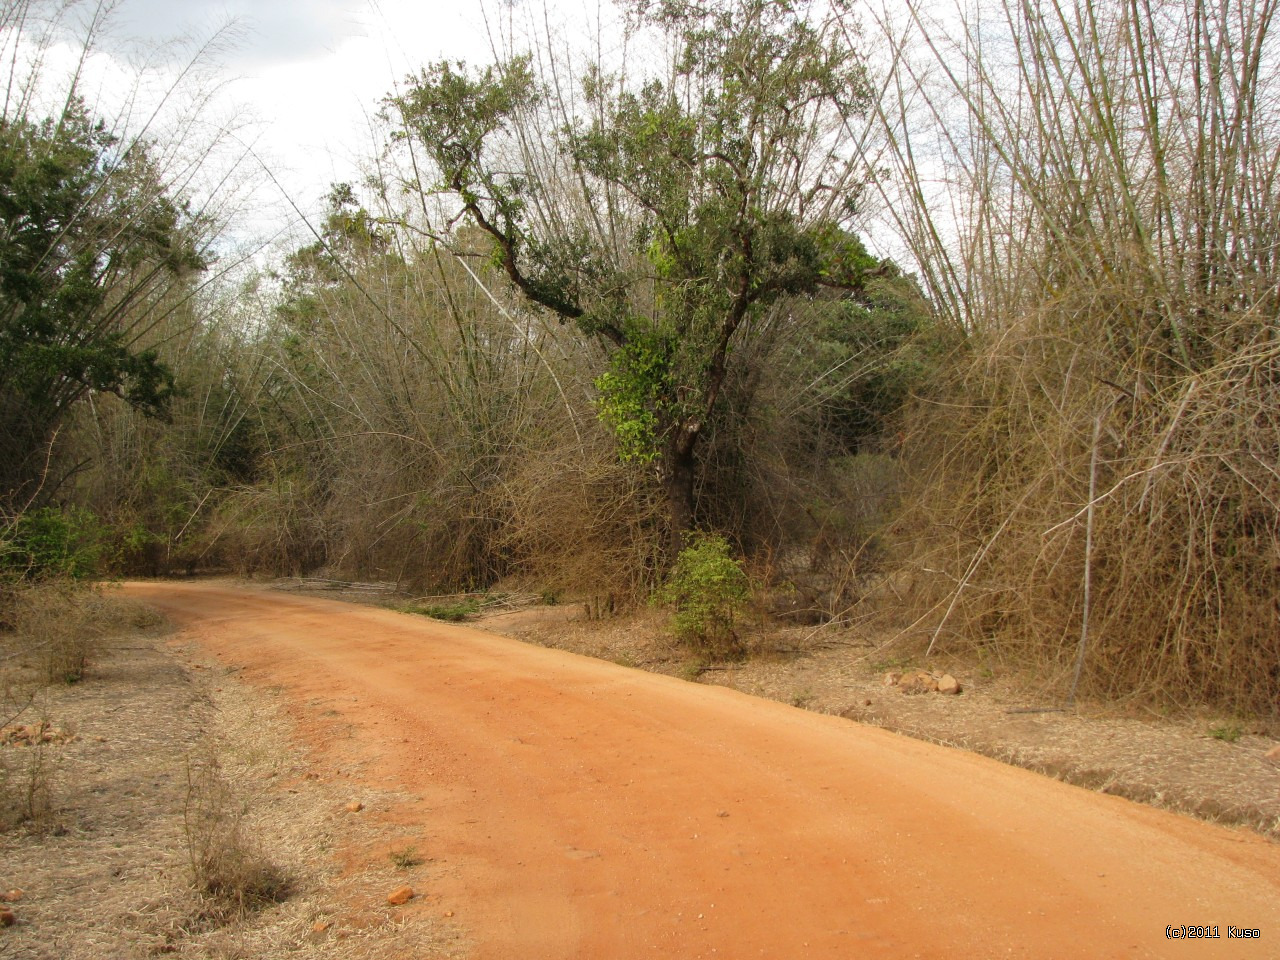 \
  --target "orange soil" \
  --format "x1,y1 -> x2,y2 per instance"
126,580 -> 1280,959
